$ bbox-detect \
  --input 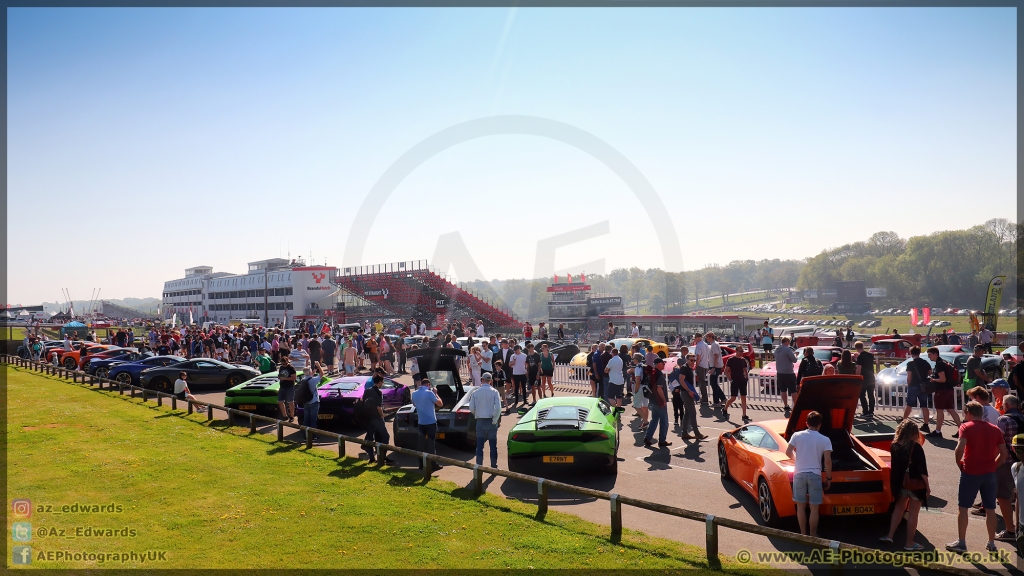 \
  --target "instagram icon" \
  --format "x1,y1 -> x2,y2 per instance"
12,499 -> 31,518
